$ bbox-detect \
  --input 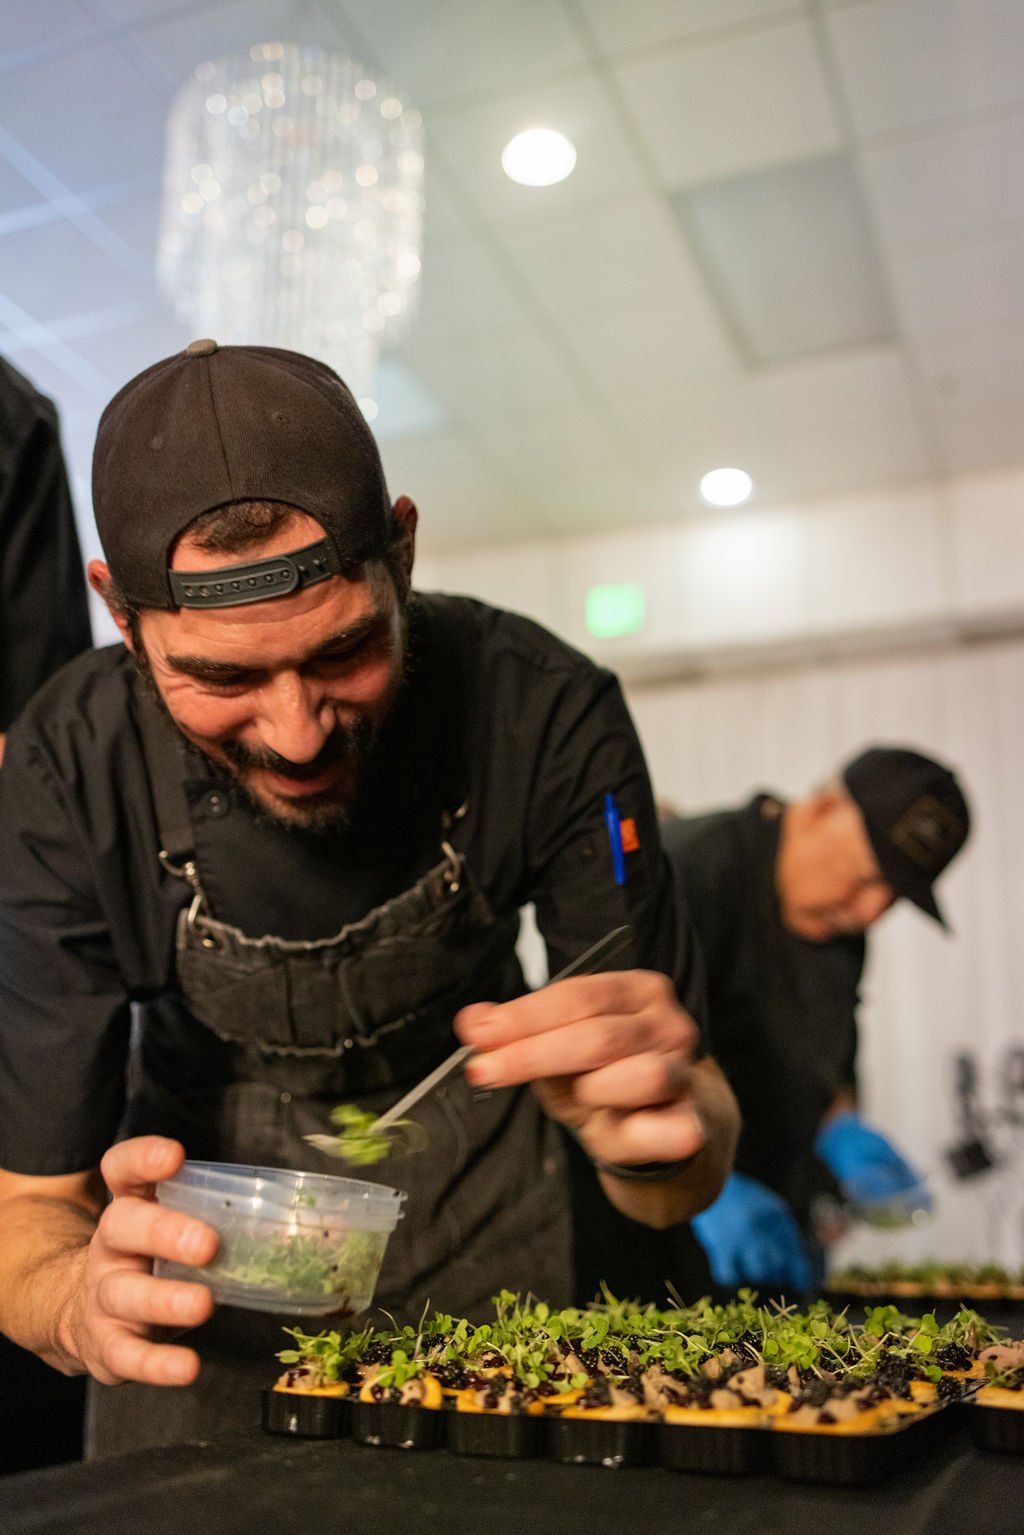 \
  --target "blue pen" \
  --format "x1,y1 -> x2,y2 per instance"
604,791 -> 626,886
